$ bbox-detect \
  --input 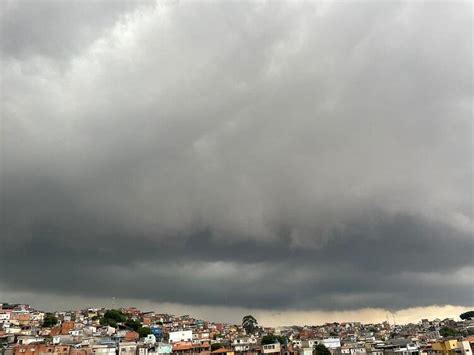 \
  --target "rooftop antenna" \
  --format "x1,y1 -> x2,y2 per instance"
390,311 -> 396,326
